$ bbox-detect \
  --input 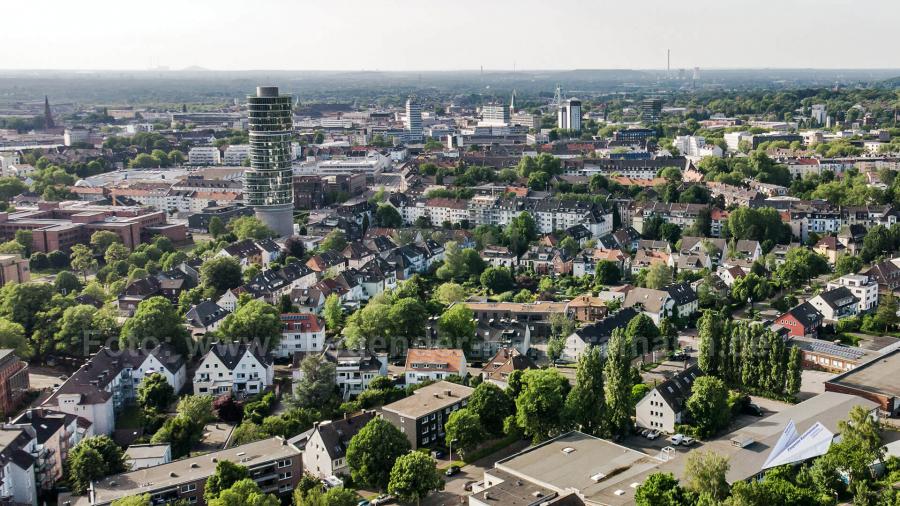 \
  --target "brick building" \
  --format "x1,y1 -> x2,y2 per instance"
0,349 -> 29,416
